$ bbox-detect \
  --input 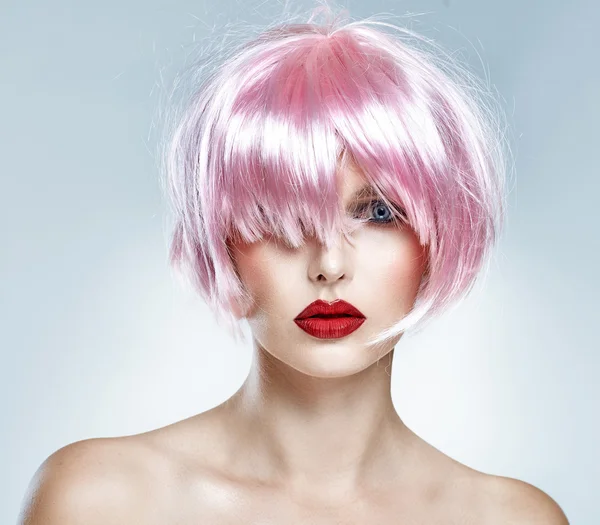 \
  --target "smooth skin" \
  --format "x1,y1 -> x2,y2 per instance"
18,162 -> 570,524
